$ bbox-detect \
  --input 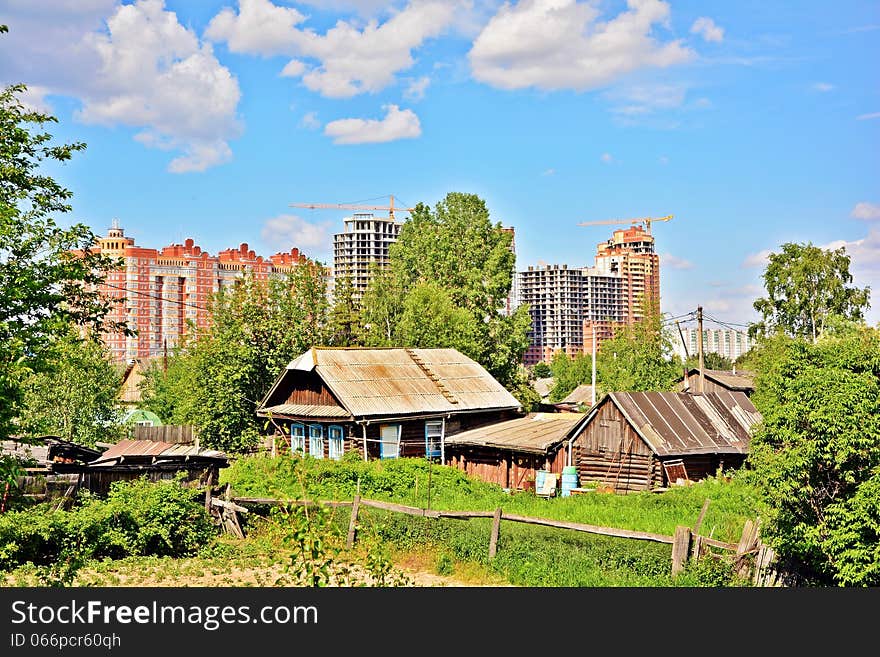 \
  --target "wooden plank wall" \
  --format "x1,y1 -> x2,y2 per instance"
446,445 -> 566,490
132,424 -> 195,444
282,371 -> 340,406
